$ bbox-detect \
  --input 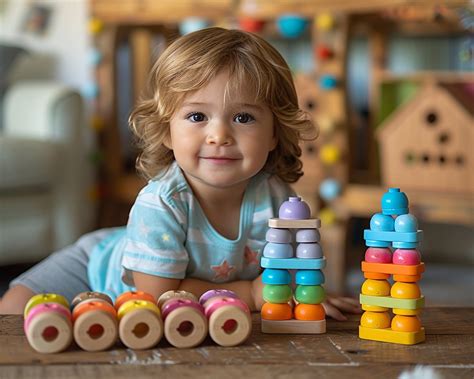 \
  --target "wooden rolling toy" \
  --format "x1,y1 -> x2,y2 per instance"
71,291 -> 118,351
359,188 -> 426,345
24,293 -> 73,354
115,291 -> 163,350
199,290 -> 252,347
158,290 -> 208,348
261,197 -> 326,334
